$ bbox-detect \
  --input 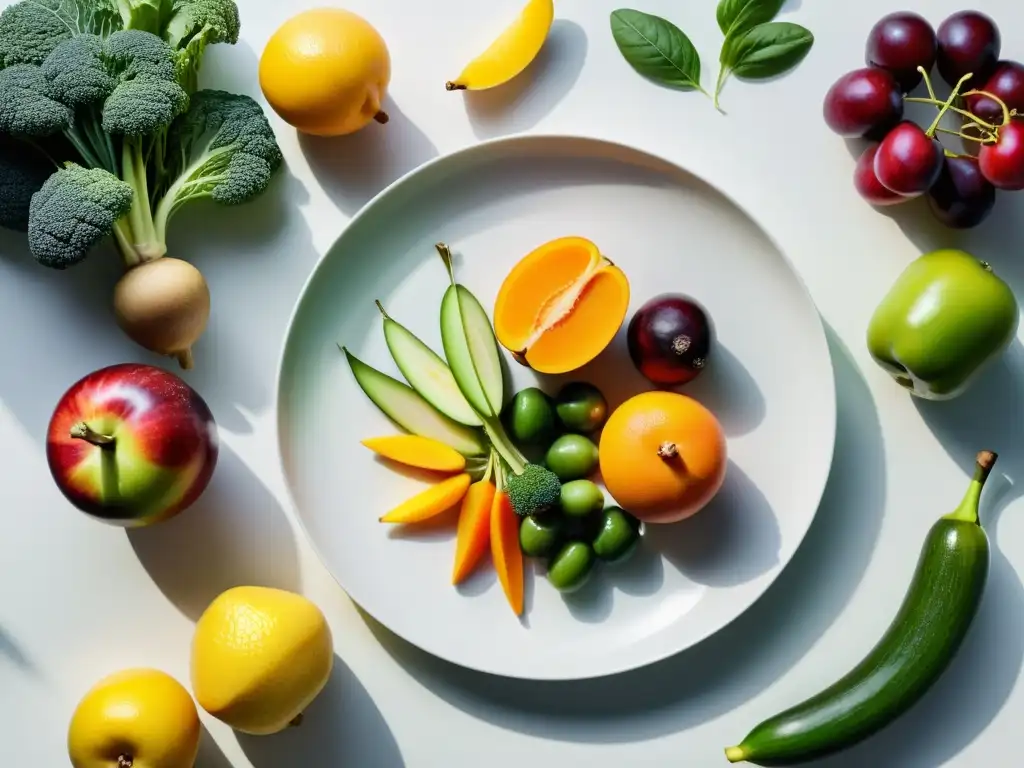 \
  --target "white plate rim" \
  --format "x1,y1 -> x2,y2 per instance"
274,132 -> 838,681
